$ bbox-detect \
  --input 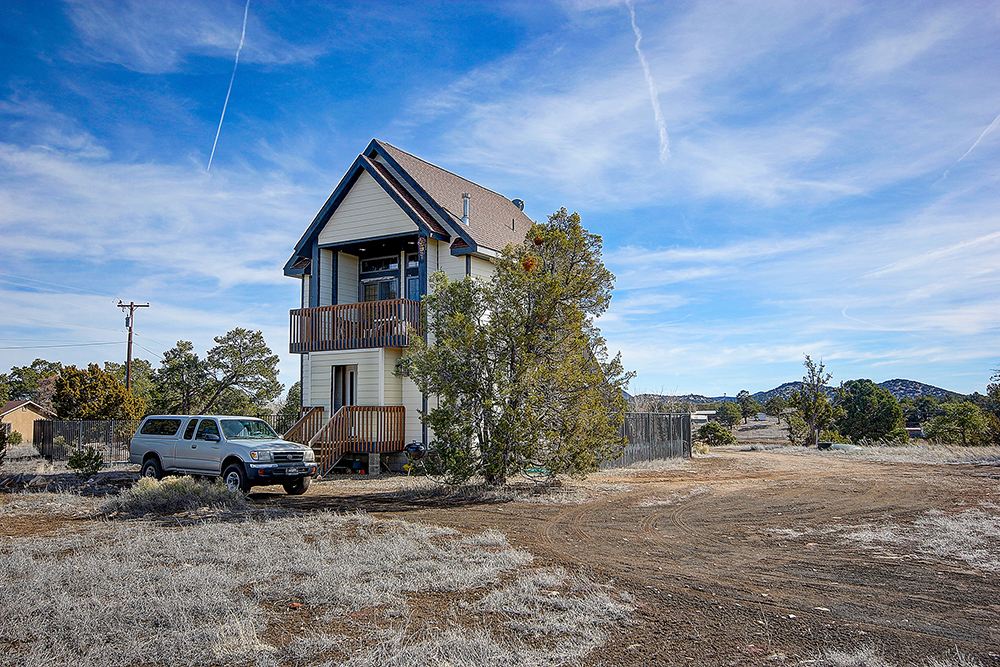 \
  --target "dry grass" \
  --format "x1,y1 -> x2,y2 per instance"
814,644 -> 981,667
0,497 -> 632,667
770,502 -> 1000,573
